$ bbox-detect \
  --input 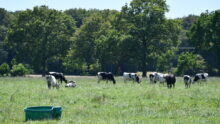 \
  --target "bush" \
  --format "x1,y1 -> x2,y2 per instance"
0,63 -> 10,76
10,63 -> 29,76
176,52 -> 207,75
